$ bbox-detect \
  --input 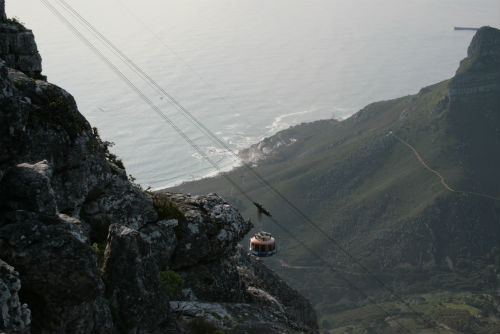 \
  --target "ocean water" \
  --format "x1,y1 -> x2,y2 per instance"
8,0 -> 500,189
